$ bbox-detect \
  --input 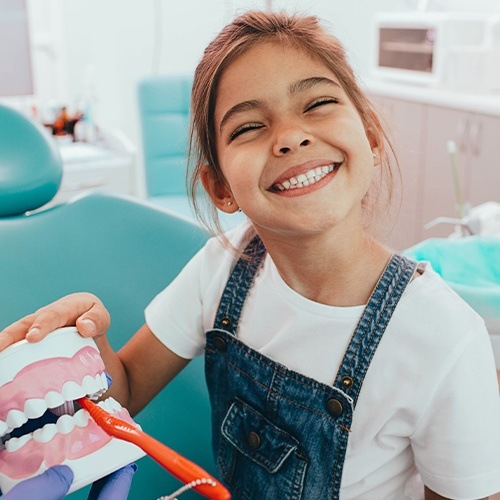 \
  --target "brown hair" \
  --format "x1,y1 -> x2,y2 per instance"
188,10 -> 399,237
